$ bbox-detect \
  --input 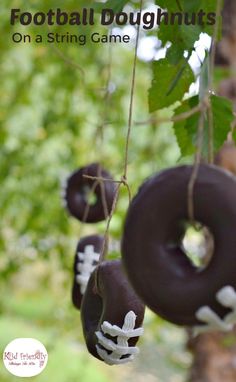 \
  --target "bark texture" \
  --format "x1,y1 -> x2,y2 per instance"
215,0 -> 236,68
216,0 -> 236,111
187,331 -> 236,382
